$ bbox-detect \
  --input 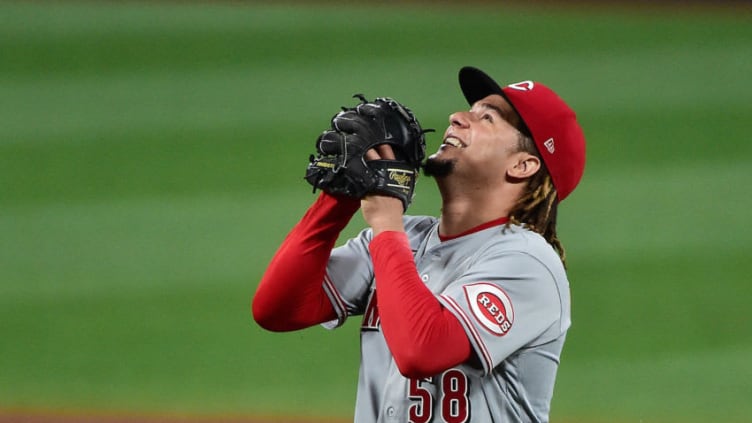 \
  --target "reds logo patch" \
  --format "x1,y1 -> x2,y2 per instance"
463,283 -> 514,336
